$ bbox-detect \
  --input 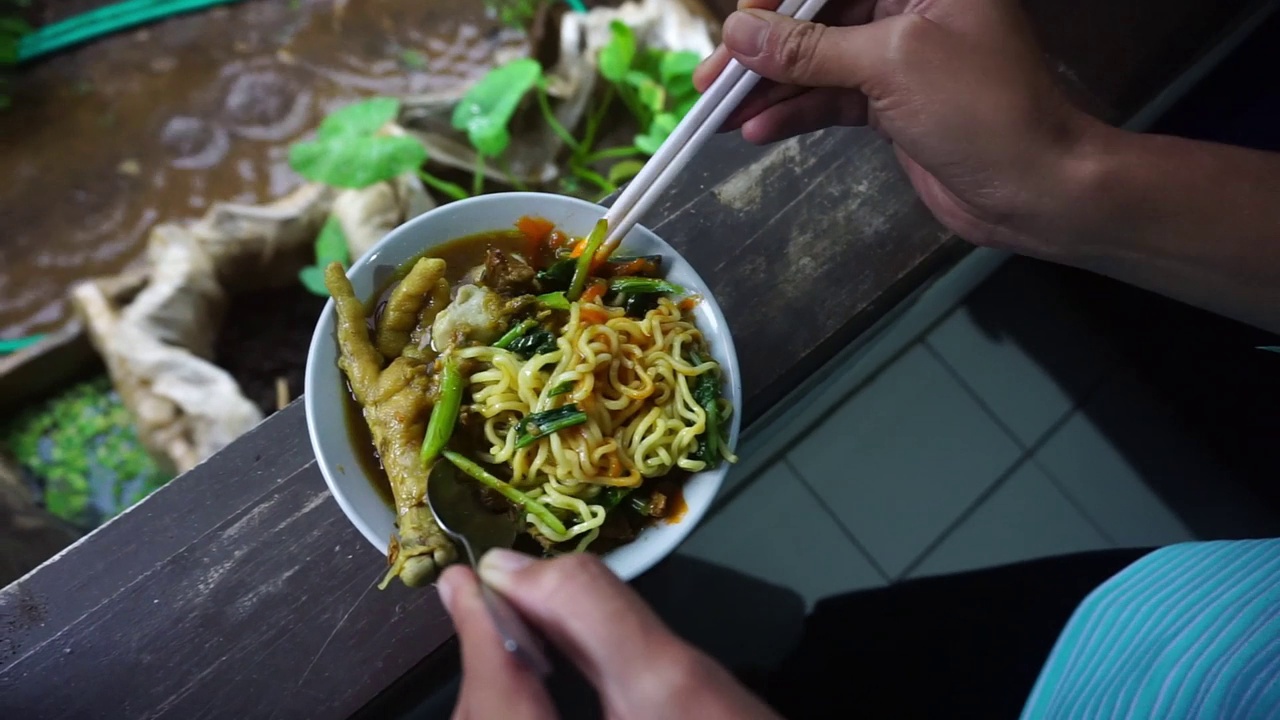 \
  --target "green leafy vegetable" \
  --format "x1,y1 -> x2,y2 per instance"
1,376 -> 170,529
537,258 -> 577,289
1,15 -> 30,66
451,58 -> 542,158
418,169 -> 470,202
420,355 -> 464,468
599,486 -> 634,511
607,159 -> 645,185
443,450 -> 568,536
689,352 -> 727,464
298,217 -> 350,297
599,21 -> 636,82
318,97 -> 399,138
494,319 -> 537,349
515,404 -> 588,448
288,97 -> 427,189
567,219 -> 609,301
289,134 -> 426,189
608,277 -> 684,295
483,0 -> 542,29
635,112 -> 678,156
508,329 -> 558,359
548,380 -> 575,397
659,51 -> 702,109
537,291 -> 571,310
